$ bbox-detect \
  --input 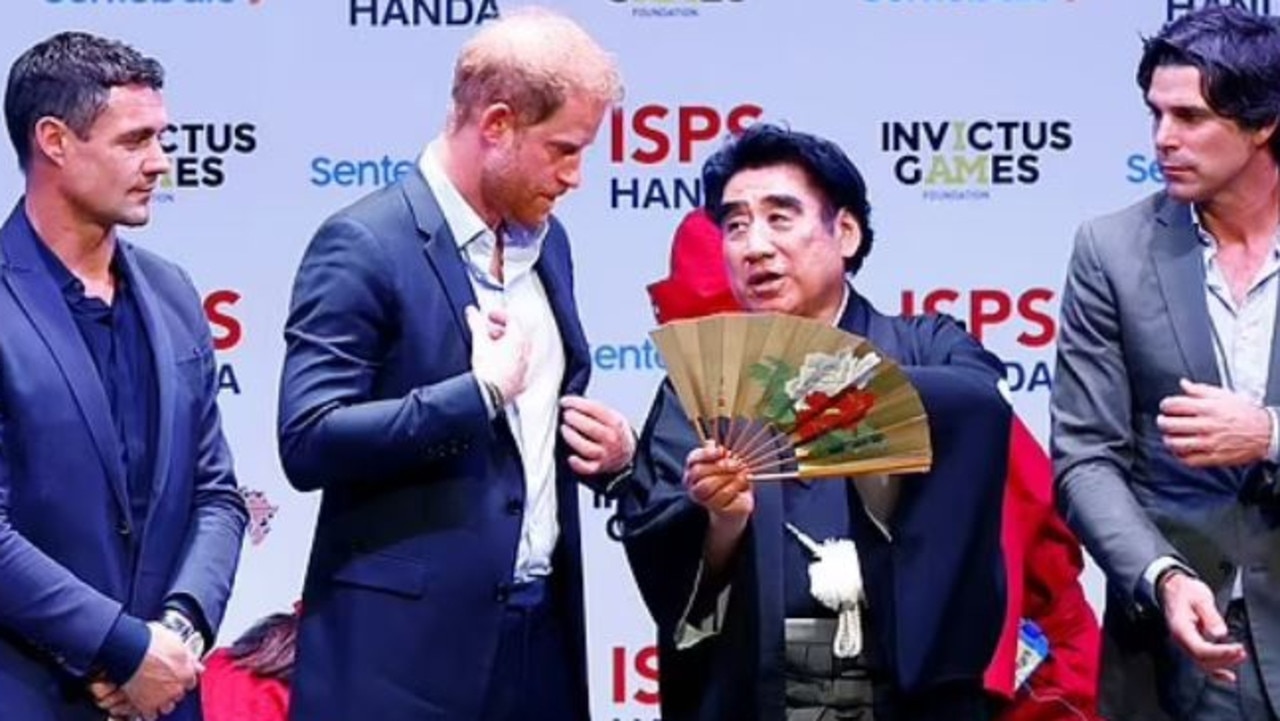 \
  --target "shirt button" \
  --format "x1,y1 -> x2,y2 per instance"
115,521 -> 131,537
